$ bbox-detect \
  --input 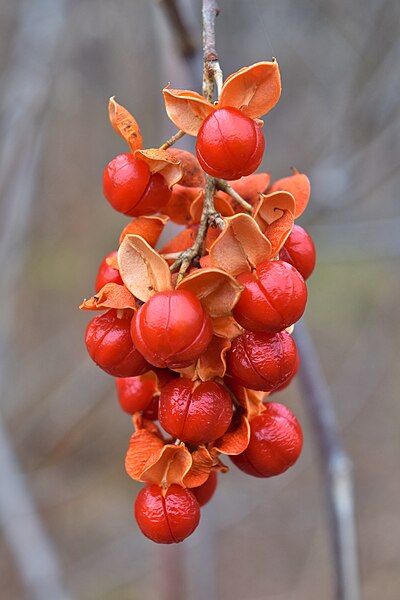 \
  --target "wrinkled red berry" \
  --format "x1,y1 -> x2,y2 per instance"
279,224 -> 316,280
103,153 -> 171,216
226,330 -> 298,392
271,350 -> 300,394
234,260 -> 307,332
134,484 -> 200,544
159,378 -> 233,444
131,290 -> 213,369
231,402 -> 303,477
196,107 -> 265,180
85,309 -> 149,377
